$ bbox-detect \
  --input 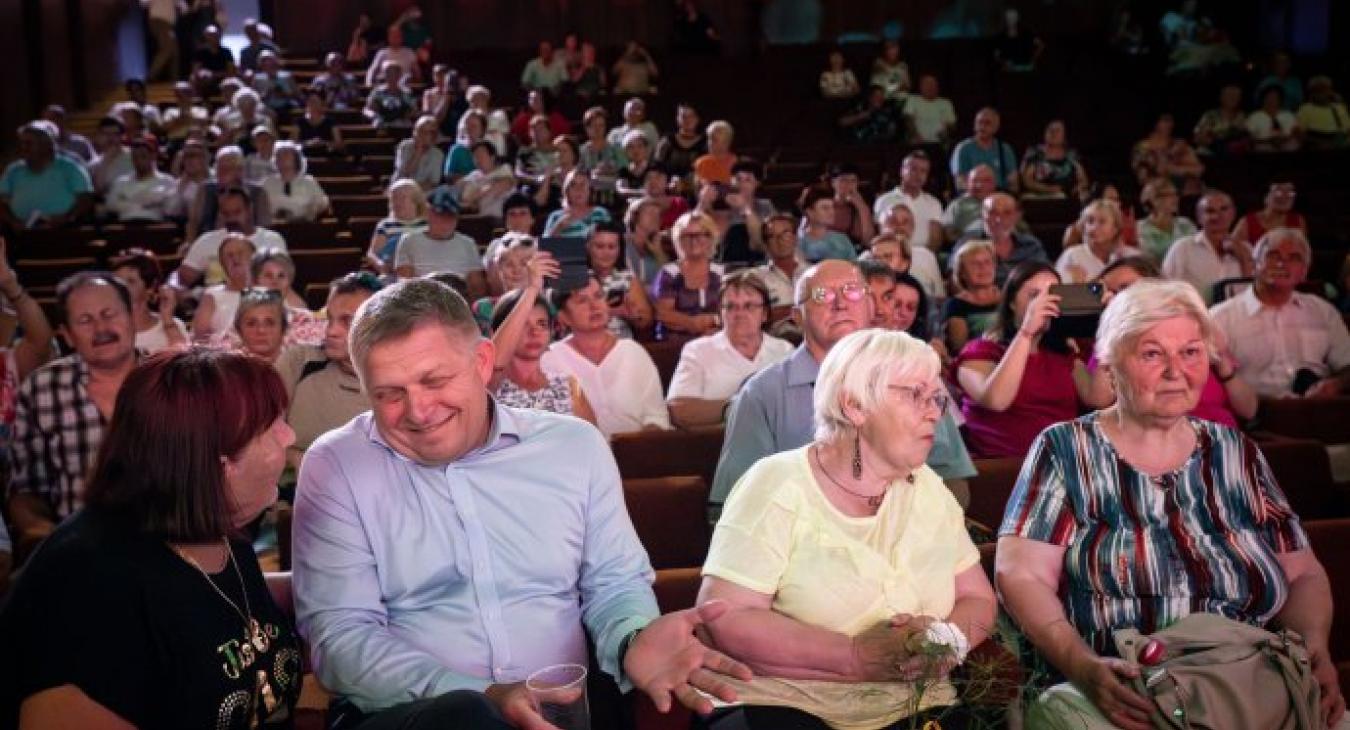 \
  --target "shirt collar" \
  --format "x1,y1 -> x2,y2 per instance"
1240,286 -> 1305,315
785,345 -> 820,387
